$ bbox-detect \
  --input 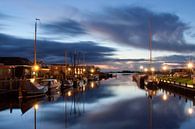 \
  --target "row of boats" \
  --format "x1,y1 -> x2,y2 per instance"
21,77 -> 90,99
